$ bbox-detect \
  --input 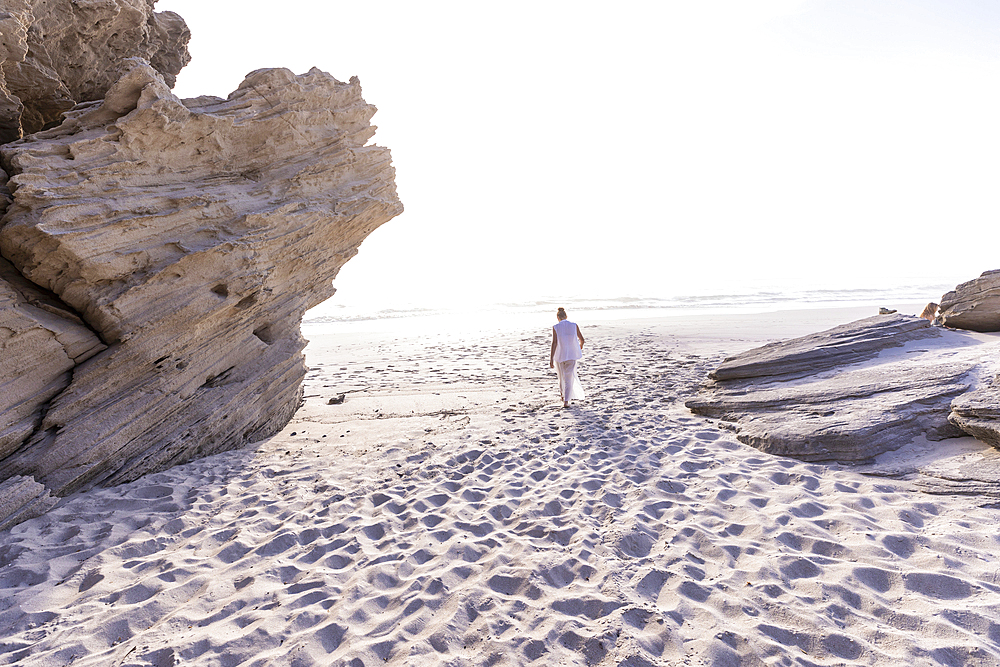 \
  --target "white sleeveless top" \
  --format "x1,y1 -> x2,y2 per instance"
553,320 -> 582,363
